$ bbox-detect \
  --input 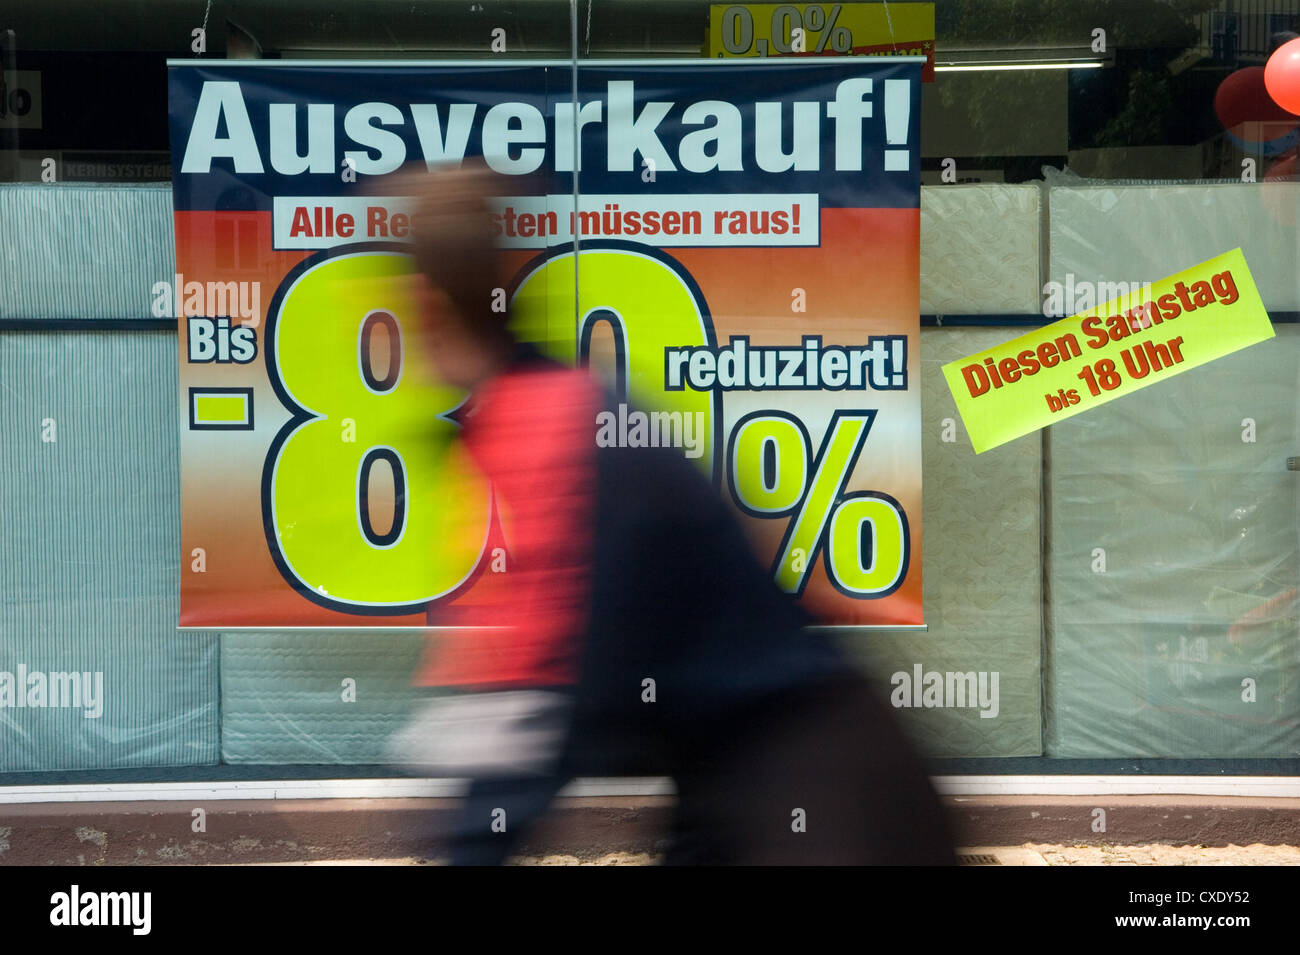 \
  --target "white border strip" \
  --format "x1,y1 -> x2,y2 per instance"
0,777 -> 676,804
1,776 -> 1298,804
934,775 -> 1300,798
